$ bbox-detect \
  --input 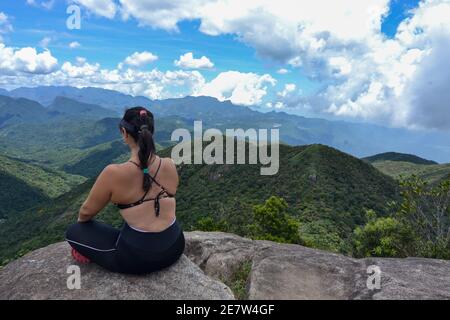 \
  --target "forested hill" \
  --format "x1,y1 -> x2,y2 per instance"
0,141 -> 398,264
363,152 -> 438,165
